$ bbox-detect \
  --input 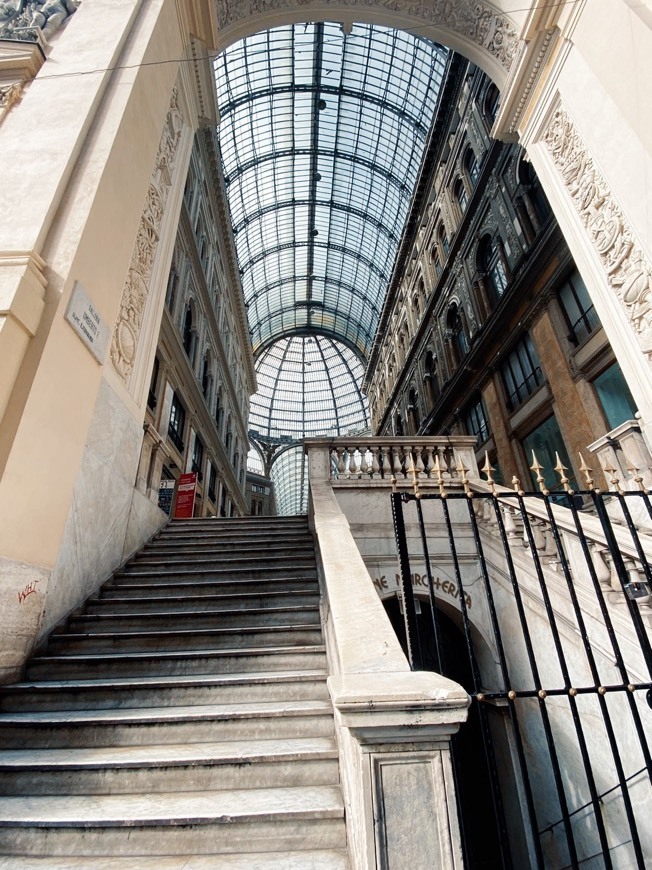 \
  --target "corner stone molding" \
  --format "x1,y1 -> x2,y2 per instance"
215,0 -> 519,72
111,88 -> 184,382
543,105 -> 652,359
